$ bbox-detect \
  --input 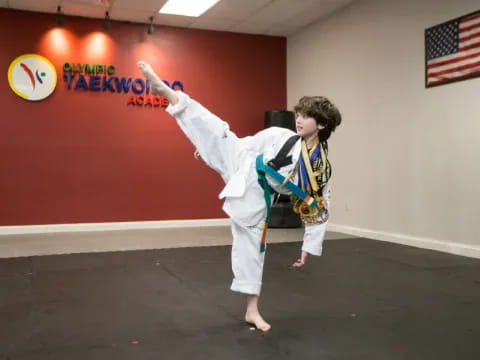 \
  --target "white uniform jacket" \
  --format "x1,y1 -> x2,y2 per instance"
166,92 -> 331,252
